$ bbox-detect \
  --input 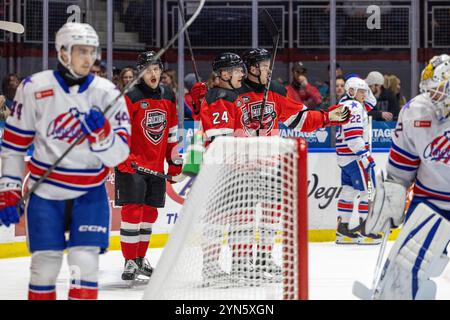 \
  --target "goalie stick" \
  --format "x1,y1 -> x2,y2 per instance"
257,9 -> 281,136
18,0 -> 206,209
0,21 -> 24,34
131,163 -> 186,183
